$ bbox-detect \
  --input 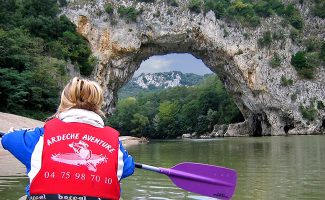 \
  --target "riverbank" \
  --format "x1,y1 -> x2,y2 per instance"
0,112 -> 44,132
0,112 -> 146,147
